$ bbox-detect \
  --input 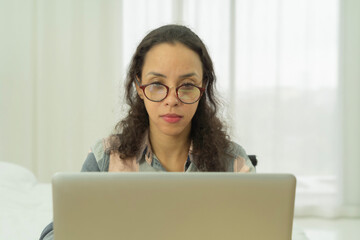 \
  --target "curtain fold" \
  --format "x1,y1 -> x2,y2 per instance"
339,0 -> 360,216
1,0 -> 358,217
